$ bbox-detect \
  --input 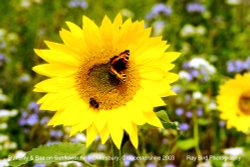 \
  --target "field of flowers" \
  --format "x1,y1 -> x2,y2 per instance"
0,0 -> 250,167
